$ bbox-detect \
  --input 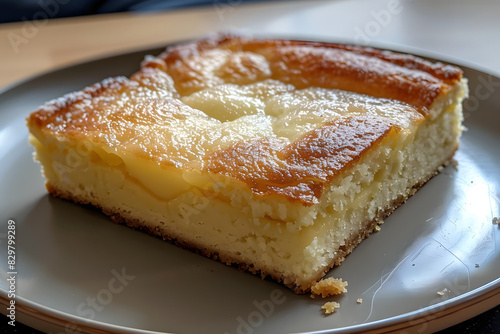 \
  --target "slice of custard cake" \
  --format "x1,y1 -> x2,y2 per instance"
27,35 -> 467,293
